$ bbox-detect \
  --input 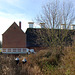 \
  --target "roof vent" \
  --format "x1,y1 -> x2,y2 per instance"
28,22 -> 34,28
71,25 -> 75,30
40,23 -> 45,28
61,24 -> 66,29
